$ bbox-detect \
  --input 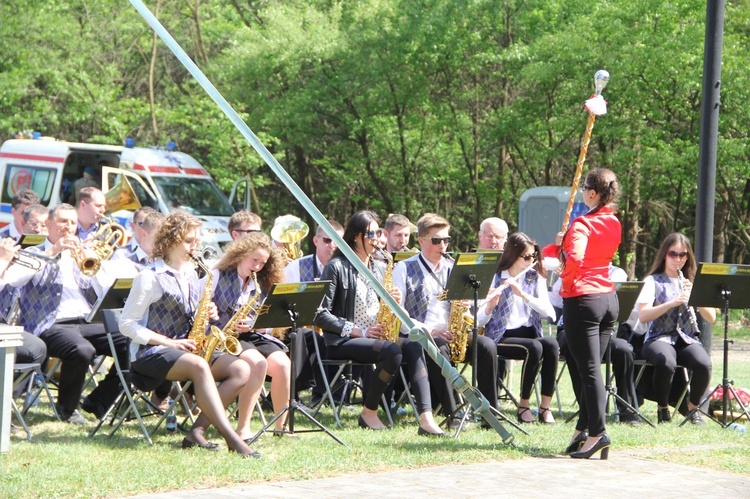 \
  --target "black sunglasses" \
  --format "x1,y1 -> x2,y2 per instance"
363,230 -> 384,239
667,250 -> 688,259
582,184 -> 596,192
520,253 -> 536,262
234,229 -> 261,234
426,237 -> 451,245
320,237 -> 333,244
